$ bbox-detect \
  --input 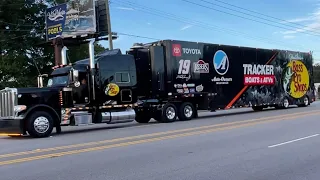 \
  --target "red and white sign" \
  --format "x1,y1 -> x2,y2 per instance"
172,44 -> 182,57
243,64 -> 275,85
194,60 -> 209,73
